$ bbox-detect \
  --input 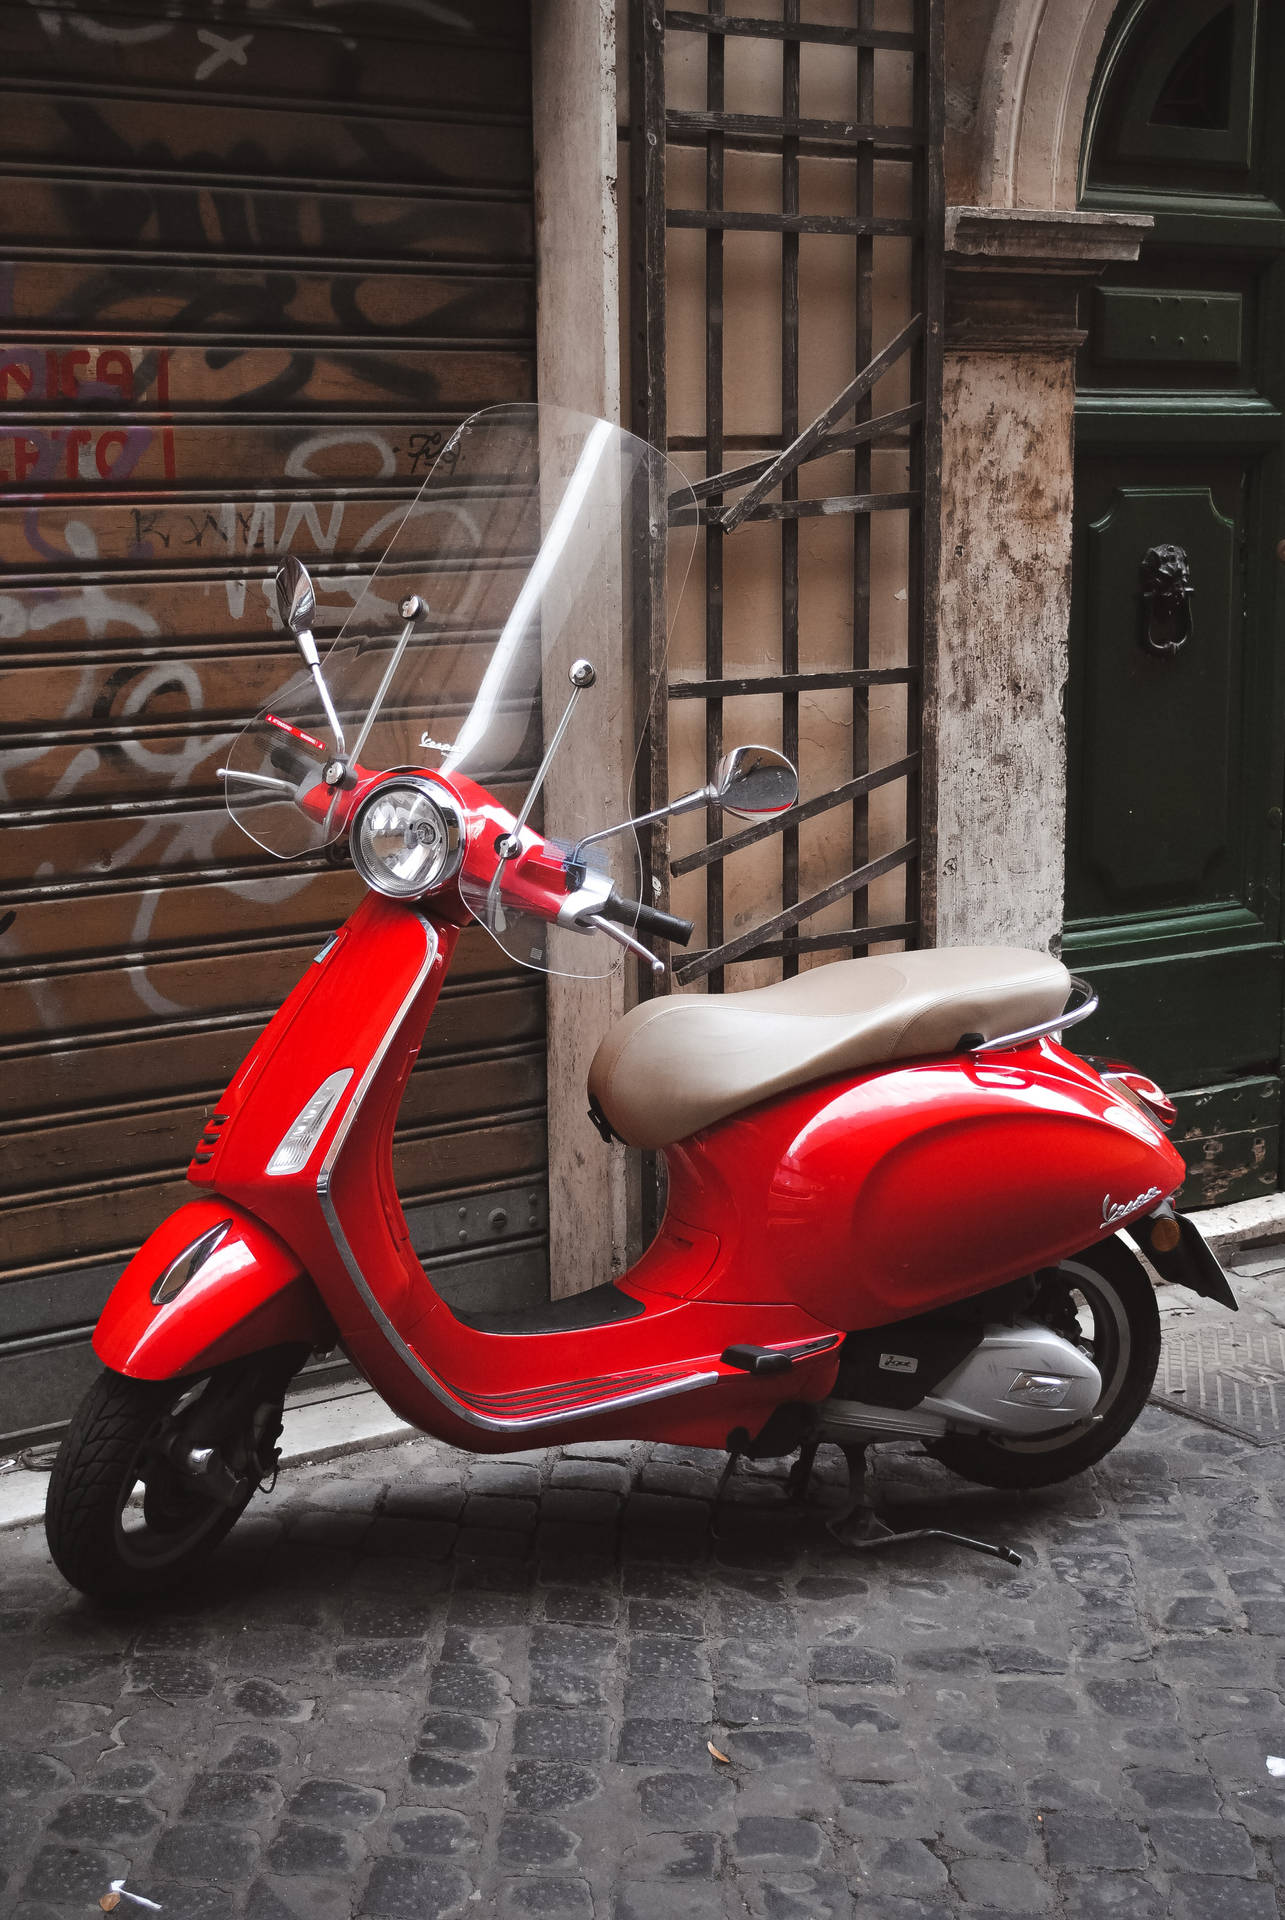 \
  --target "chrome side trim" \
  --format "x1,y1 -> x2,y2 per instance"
971,974 -> 1098,1054
315,914 -> 720,1434
150,1218 -> 234,1306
